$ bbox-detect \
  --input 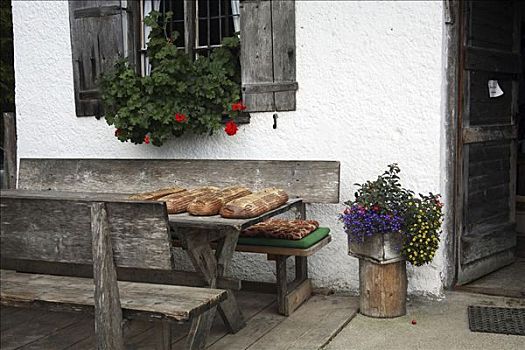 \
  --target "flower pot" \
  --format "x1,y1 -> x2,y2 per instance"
348,231 -> 404,264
